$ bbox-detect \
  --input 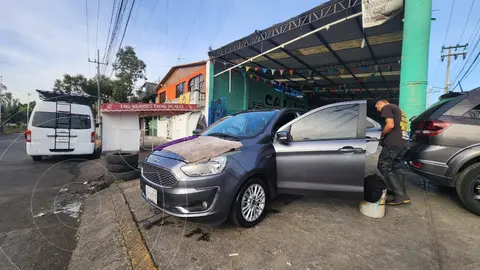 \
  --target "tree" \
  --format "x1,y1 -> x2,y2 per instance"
112,46 -> 146,102
53,74 -> 87,94
53,74 -> 114,99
